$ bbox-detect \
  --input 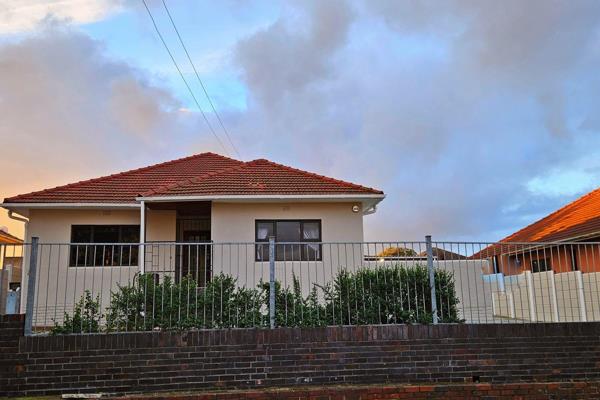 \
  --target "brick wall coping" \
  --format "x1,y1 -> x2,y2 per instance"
109,382 -> 599,400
